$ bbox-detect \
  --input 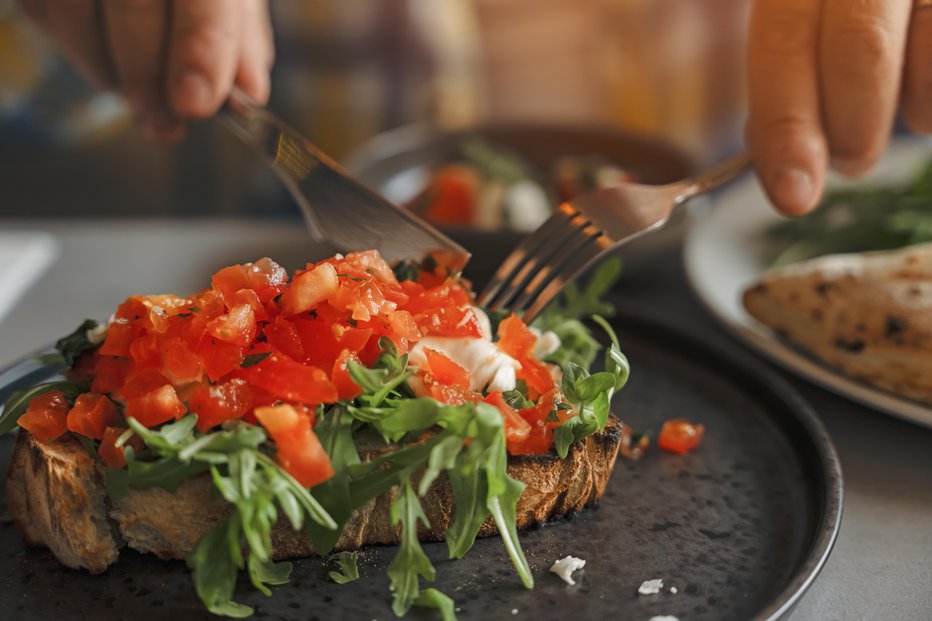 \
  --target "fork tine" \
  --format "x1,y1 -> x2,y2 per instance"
485,213 -> 596,311
511,227 -> 608,316
521,237 -> 611,322
478,205 -> 579,308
